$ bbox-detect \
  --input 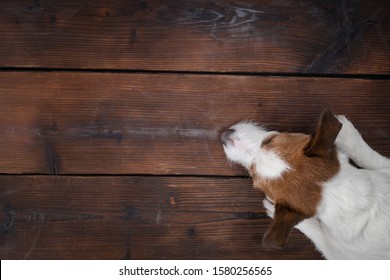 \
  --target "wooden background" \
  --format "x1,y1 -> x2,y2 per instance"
0,0 -> 389,260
